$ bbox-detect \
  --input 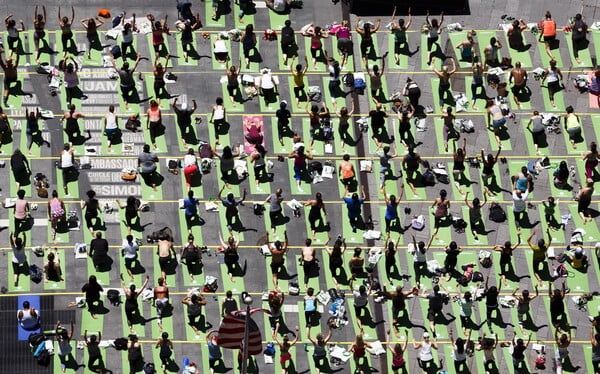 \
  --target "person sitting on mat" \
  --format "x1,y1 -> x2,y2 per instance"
17,300 -> 41,330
